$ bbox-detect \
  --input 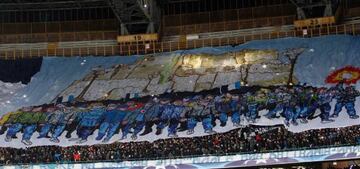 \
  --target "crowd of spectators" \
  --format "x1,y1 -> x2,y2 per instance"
328,165 -> 360,169
0,124 -> 360,165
